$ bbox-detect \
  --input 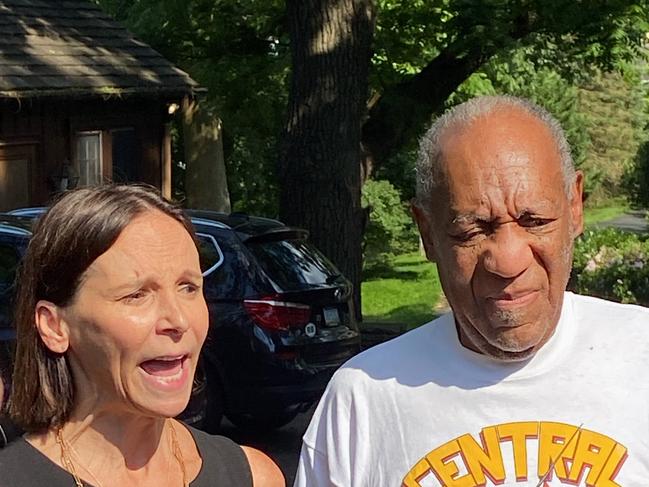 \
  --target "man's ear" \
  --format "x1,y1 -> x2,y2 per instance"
411,201 -> 437,262
35,300 -> 70,354
570,171 -> 585,239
